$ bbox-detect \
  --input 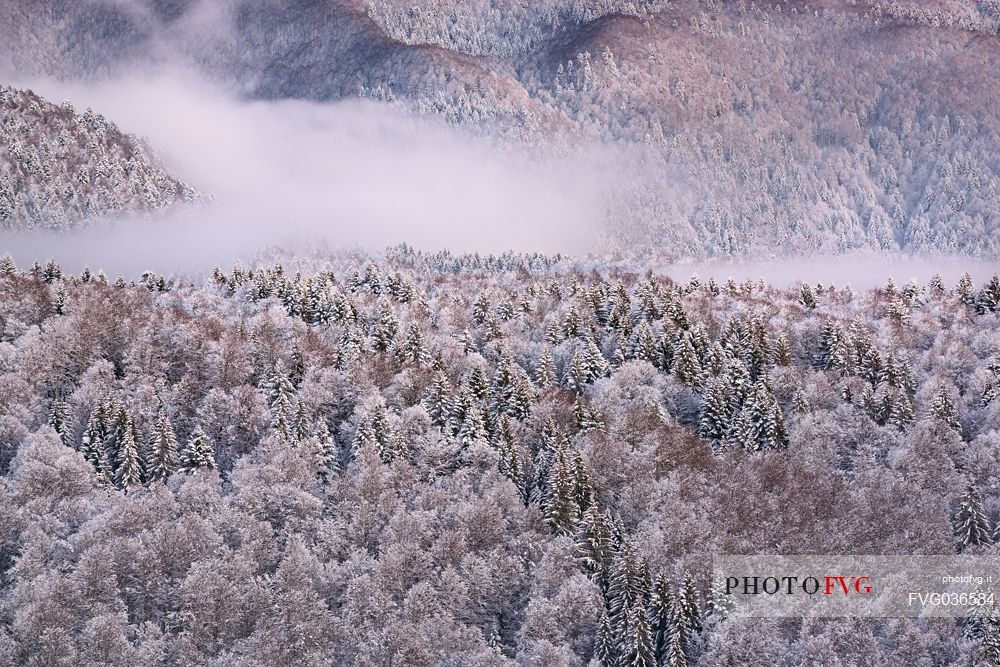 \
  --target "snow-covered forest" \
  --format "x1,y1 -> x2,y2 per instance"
0,86 -> 199,229
1,248 -> 999,665
2,0 -> 1000,665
